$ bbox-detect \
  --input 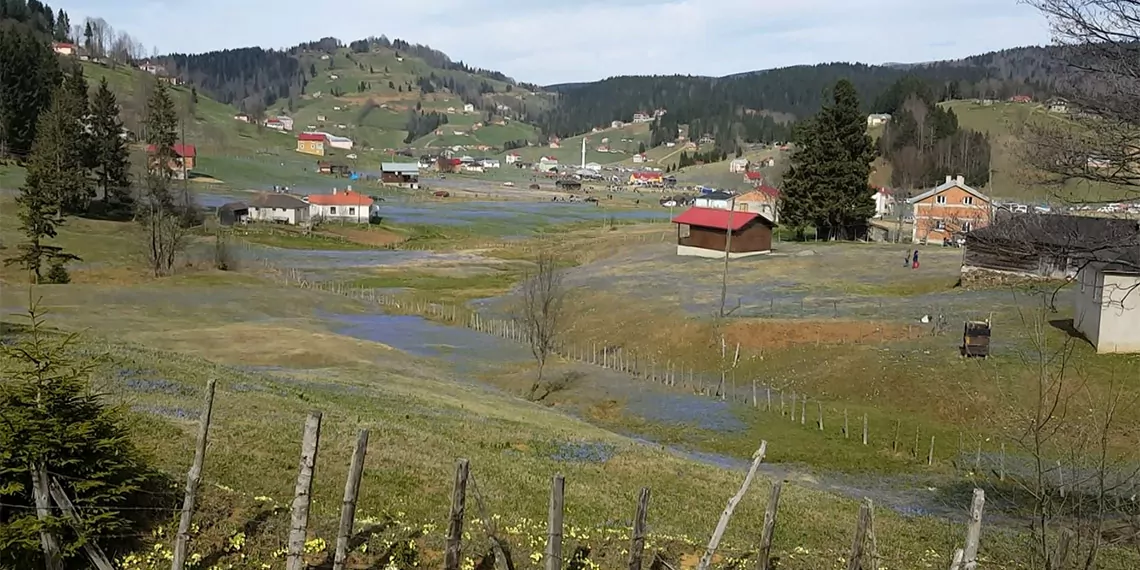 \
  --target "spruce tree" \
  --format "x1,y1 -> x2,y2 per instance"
3,89 -> 83,282
89,77 -> 133,217
142,79 -> 178,214
54,8 -> 69,42
0,23 -> 61,159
